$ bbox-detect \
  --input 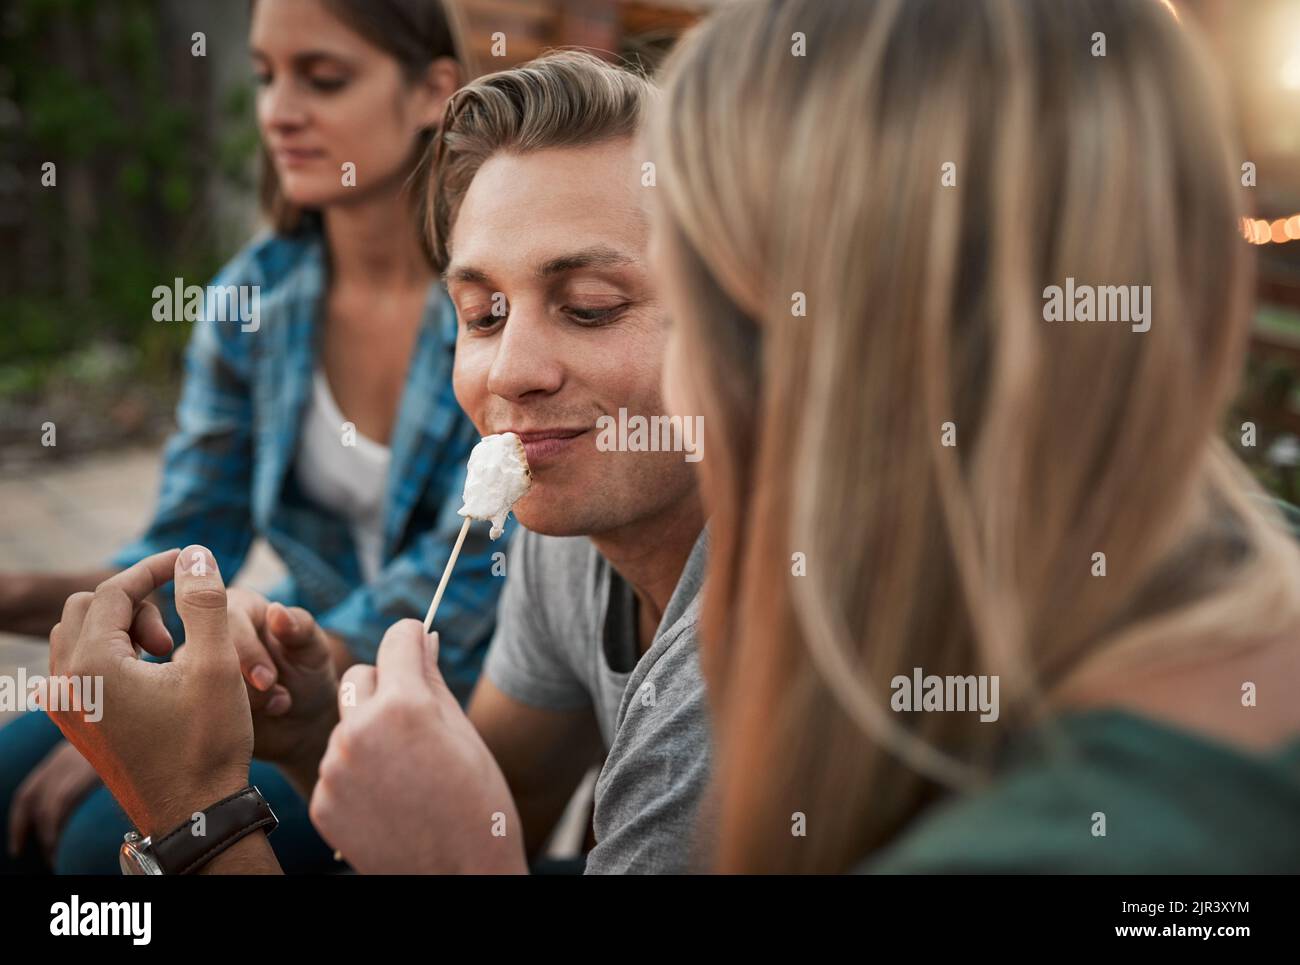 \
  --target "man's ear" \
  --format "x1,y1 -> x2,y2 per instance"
418,56 -> 464,130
